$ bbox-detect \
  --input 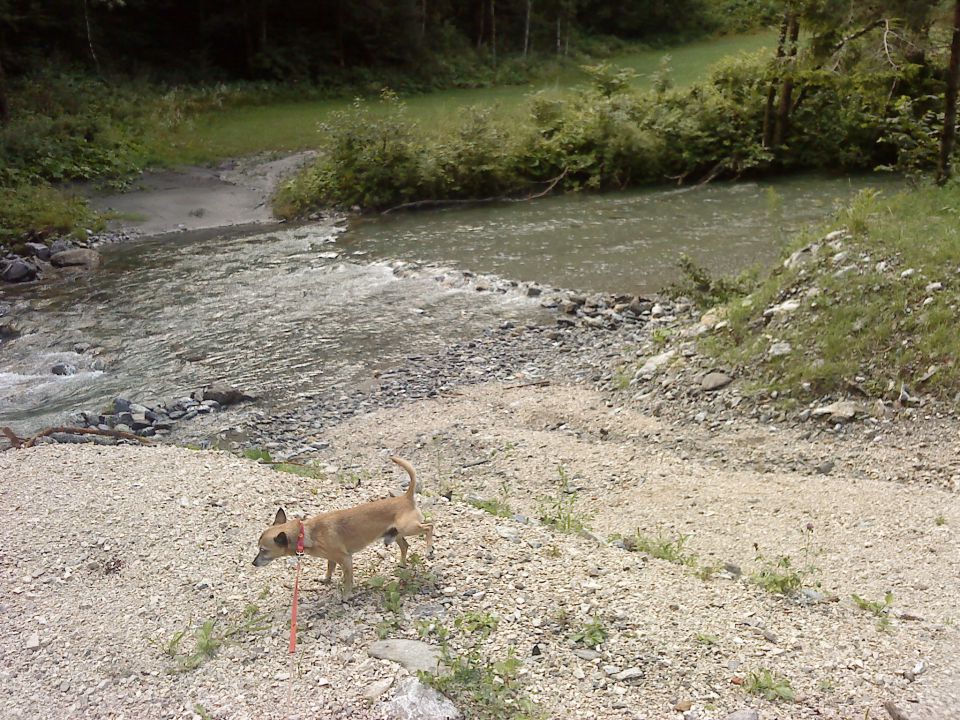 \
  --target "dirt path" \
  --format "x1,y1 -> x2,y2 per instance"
2,380 -> 958,720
